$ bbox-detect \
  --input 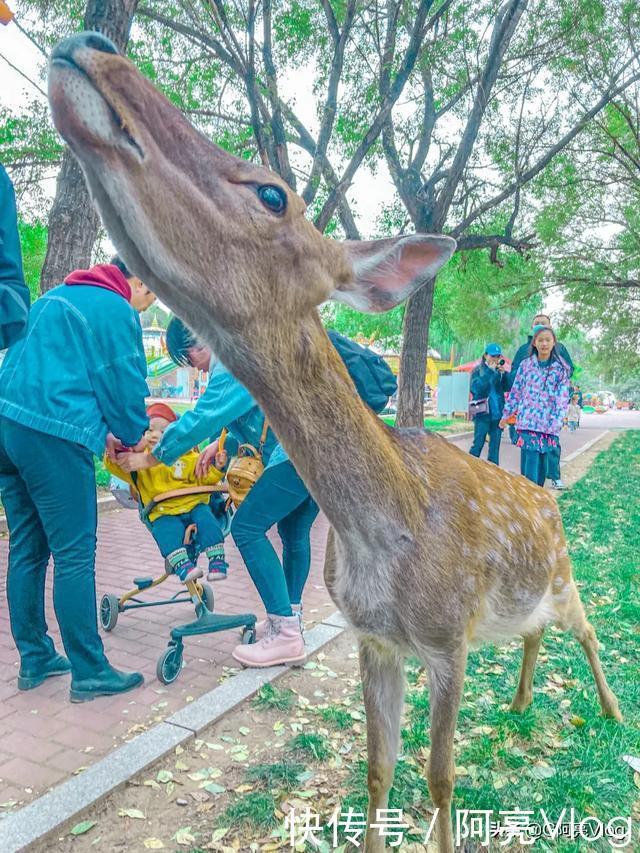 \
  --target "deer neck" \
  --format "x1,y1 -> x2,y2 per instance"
212,313 -> 423,543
